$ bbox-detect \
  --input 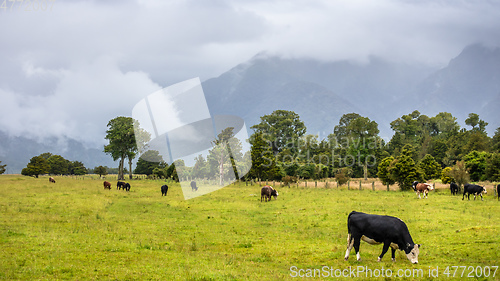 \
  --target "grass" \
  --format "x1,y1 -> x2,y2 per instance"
0,175 -> 499,280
